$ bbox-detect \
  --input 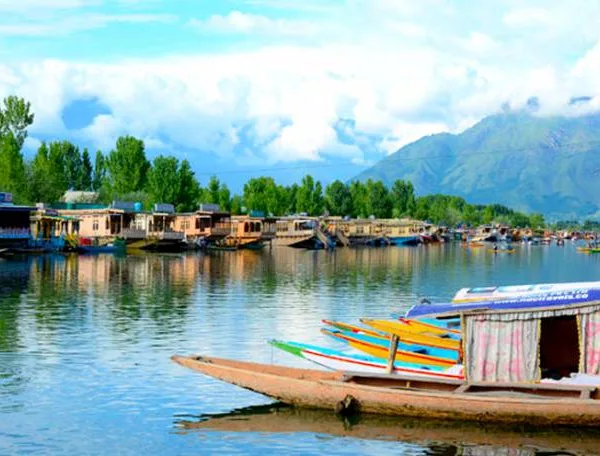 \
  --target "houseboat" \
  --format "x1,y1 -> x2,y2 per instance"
29,206 -> 80,251
0,192 -> 34,253
213,215 -> 266,250
125,204 -> 184,251
273,218 -> 329,249
326,219 -> 385,246
58,202 -> 137,247
381,219 -> 422,246
175,205 -> 232,249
